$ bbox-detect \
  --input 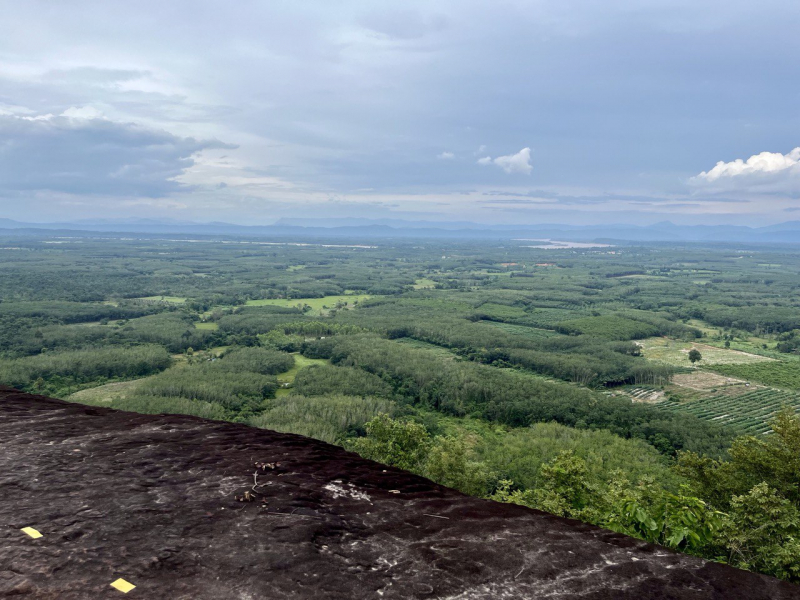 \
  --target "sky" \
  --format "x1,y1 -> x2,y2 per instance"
1,0 -> 799,227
